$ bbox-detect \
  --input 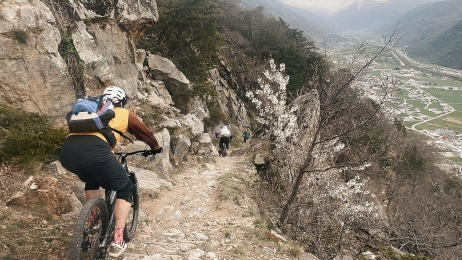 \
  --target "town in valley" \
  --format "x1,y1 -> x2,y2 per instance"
330,36 -> 462,164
